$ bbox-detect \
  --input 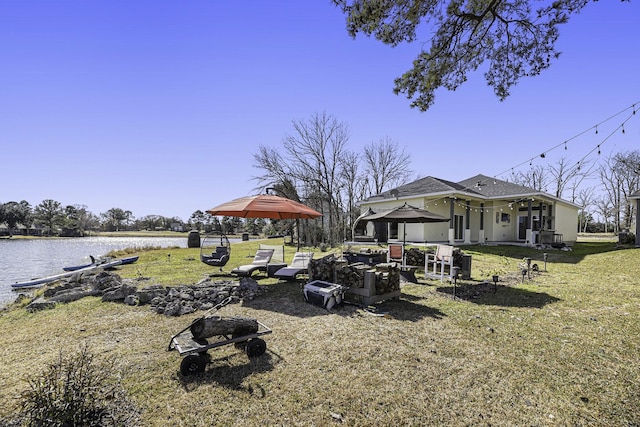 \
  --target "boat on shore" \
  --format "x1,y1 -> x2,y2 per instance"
62,255 -> 139,271
11,256 -> 139,289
